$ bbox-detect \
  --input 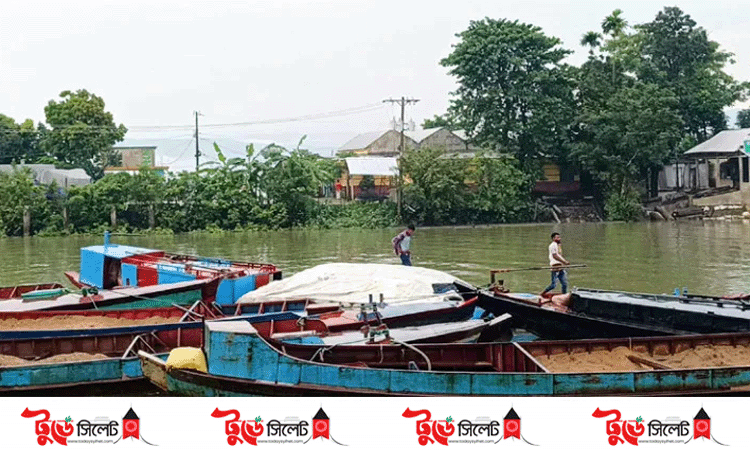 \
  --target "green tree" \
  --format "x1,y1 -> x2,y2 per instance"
0,168 -> 52,236
600,9 -> 629,83
580,31 -> 602,55
736,109 -> 750,129
601,8 -> 627,37
421,115 -> 454,130
440,18 -> 576,166
573,82 -> 683,200
0,115 -> 41,164
637,7 -> 749,142
42,90 -> 127,180
401,146 -> 469,225
259,137 -> 338,226
467,153 -> 535,223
